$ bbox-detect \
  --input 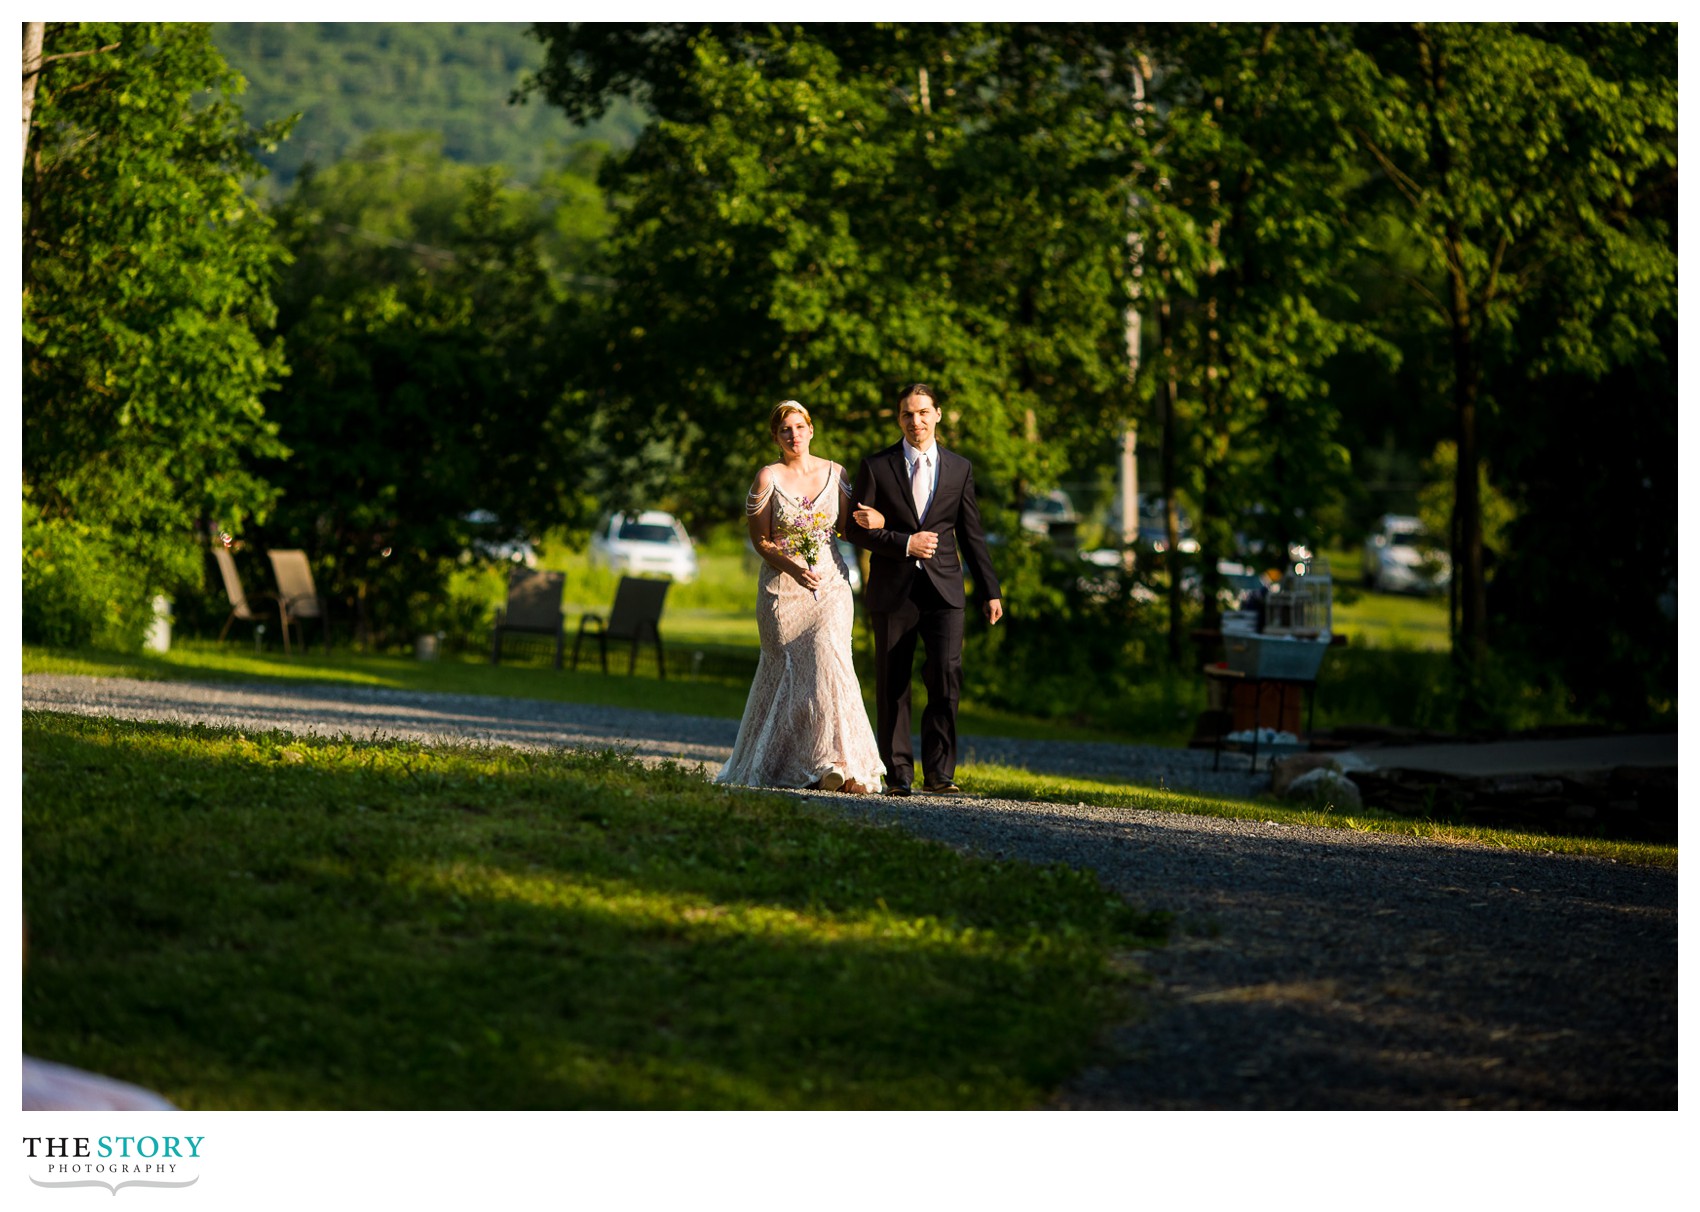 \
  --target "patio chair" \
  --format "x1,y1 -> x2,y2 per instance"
267,549 -> 329,656
573,576 -> 669,677
212,544 -> 269,644
491,567 -> 566,669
